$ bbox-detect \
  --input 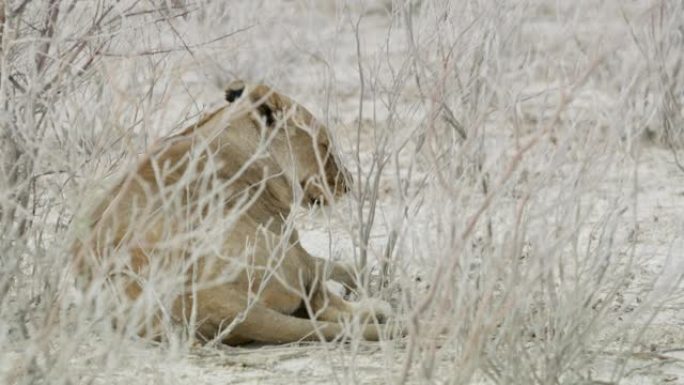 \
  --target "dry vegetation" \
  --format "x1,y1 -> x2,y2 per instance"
1,0 -> 683,384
